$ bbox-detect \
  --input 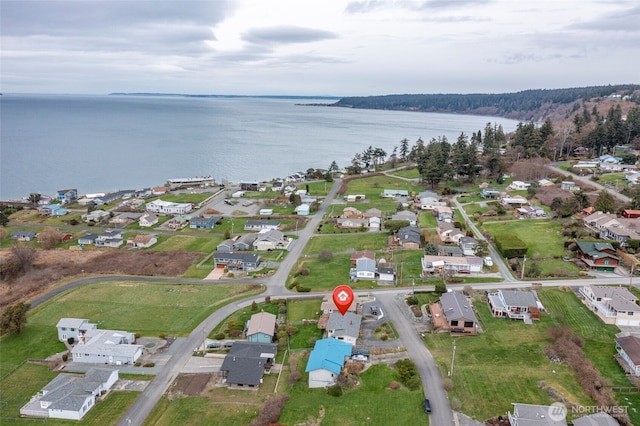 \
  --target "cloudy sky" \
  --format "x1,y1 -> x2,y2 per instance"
1,0 -> 638,96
